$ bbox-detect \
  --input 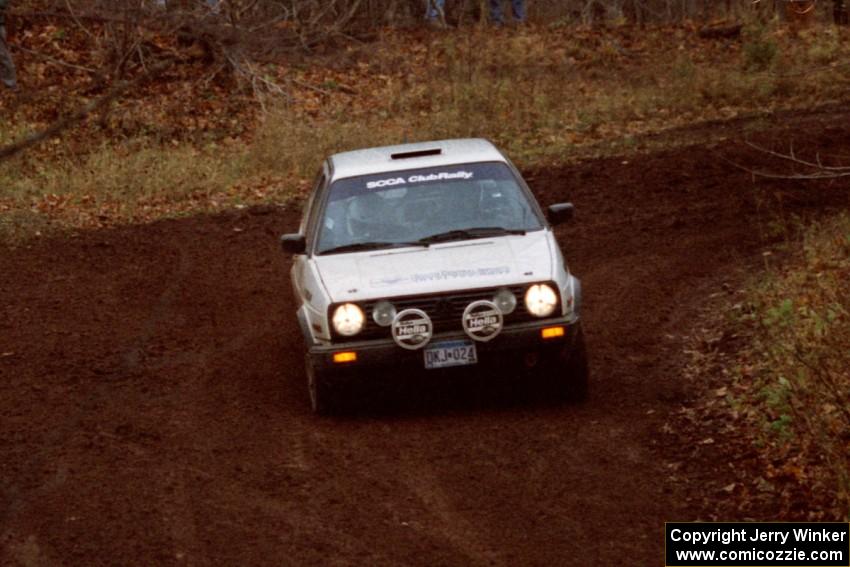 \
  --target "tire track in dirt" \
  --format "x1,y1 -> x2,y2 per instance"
342,426 -> 507,567
398,463 -> 502,567
2,112 -> 850,566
